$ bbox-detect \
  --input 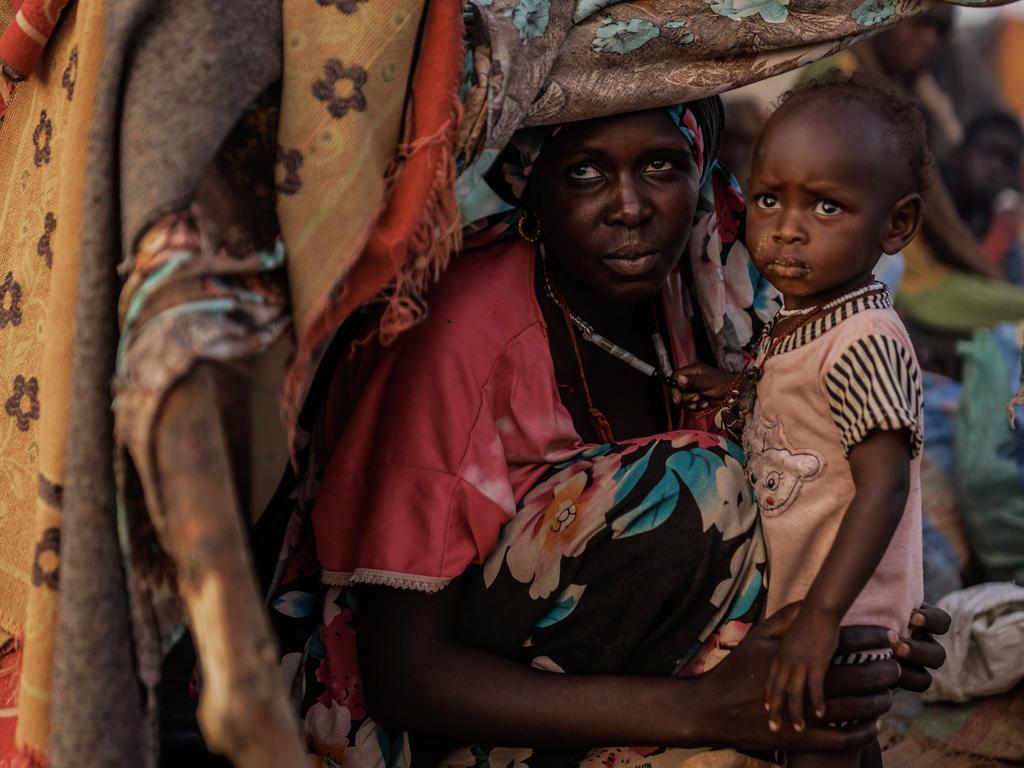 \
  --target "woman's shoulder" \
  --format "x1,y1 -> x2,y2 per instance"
349,237 -> 546,397
421,236 -> 544,345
